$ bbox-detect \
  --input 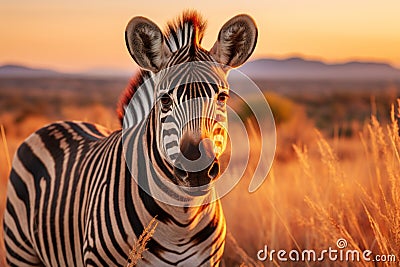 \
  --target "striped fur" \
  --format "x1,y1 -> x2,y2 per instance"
4,11 -> 257,266
4,120 -> 225,266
